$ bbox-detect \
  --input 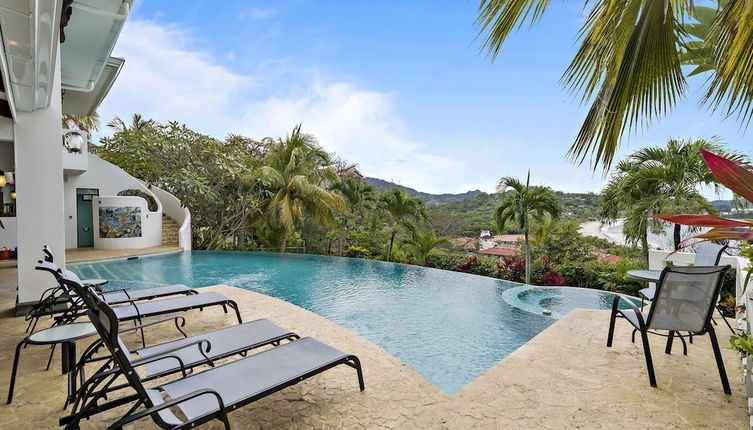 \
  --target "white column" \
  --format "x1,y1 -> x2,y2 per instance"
13,47 -> 65,304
